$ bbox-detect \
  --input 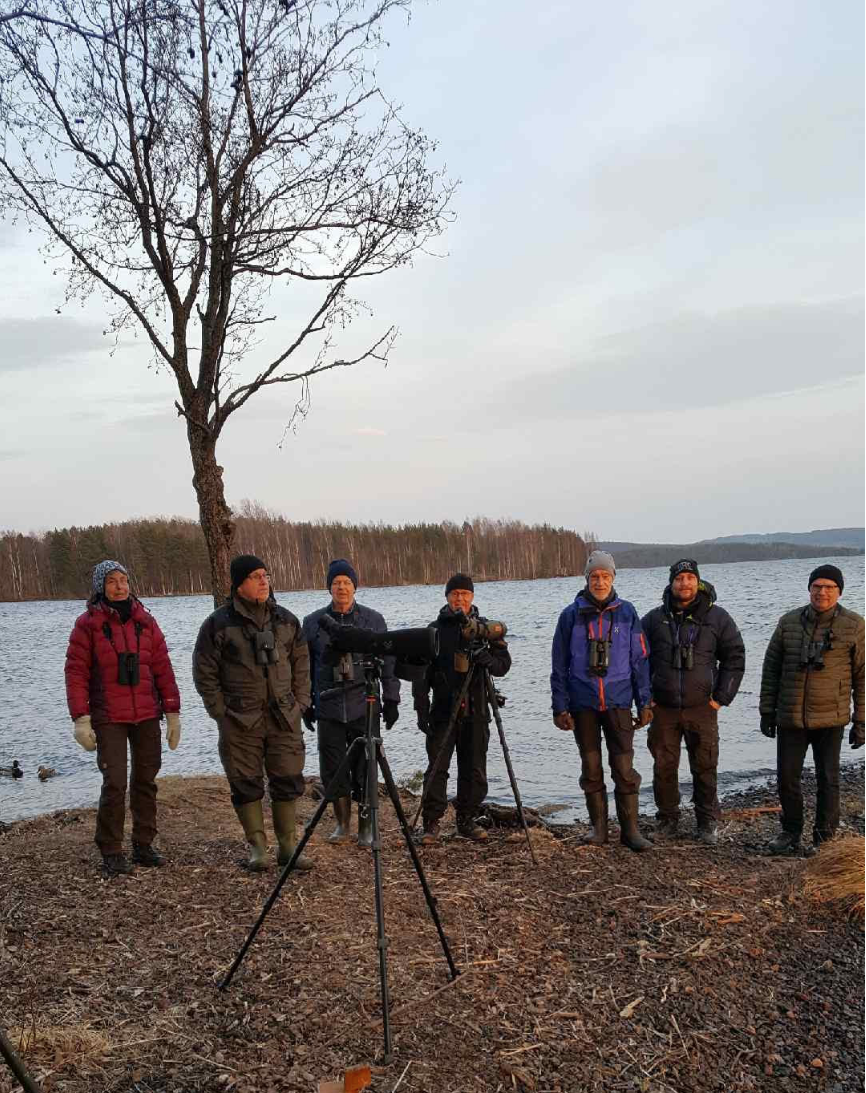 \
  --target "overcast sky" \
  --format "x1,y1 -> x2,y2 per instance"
1,0 -> 863,543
